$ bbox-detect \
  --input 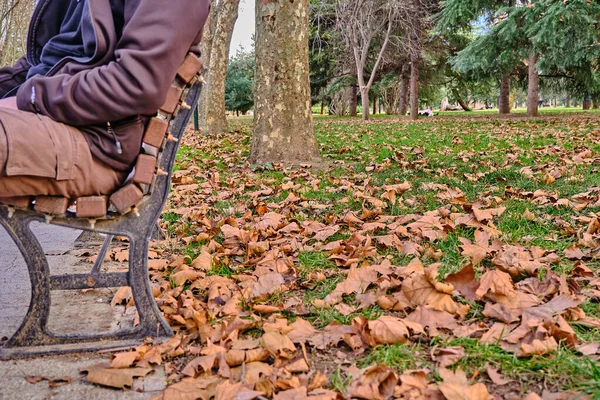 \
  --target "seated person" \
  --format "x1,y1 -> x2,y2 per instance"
0,0 -> 209,200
